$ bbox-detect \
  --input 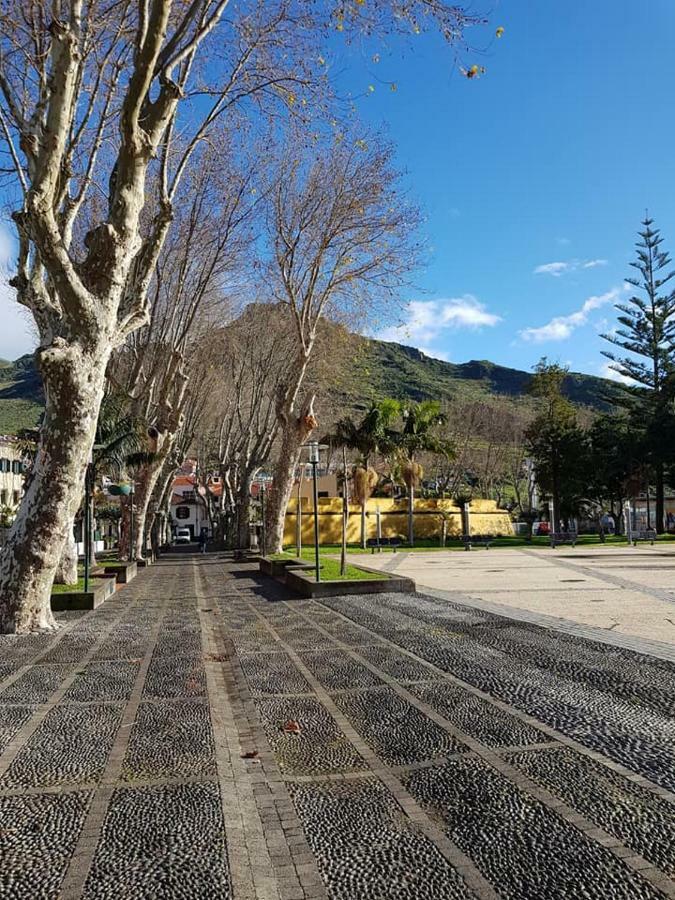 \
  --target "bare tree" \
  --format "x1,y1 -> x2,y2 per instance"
112,149 -> 254,559
263,137 -> 421,552
0,1 -> 312,631
0,1 -> 488,630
